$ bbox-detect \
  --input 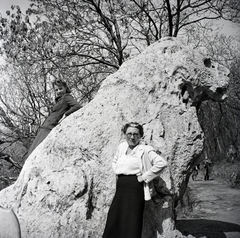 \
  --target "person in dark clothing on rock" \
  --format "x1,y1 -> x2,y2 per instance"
27,80 -> 81,156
